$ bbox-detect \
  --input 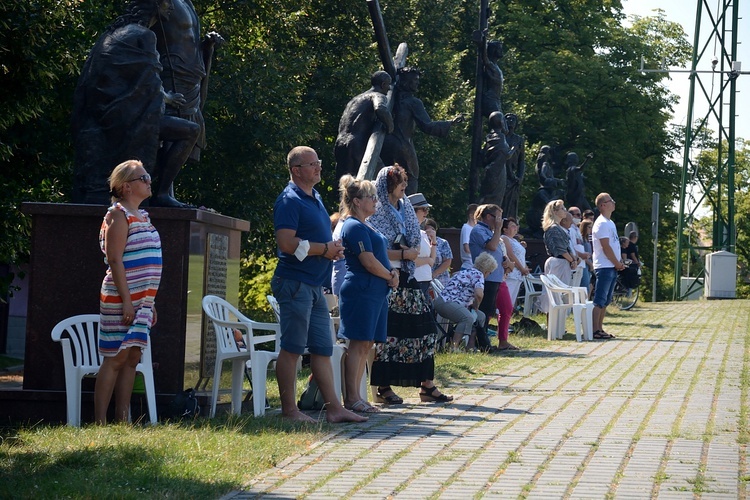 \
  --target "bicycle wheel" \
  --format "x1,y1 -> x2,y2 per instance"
615,281 -> 639,310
